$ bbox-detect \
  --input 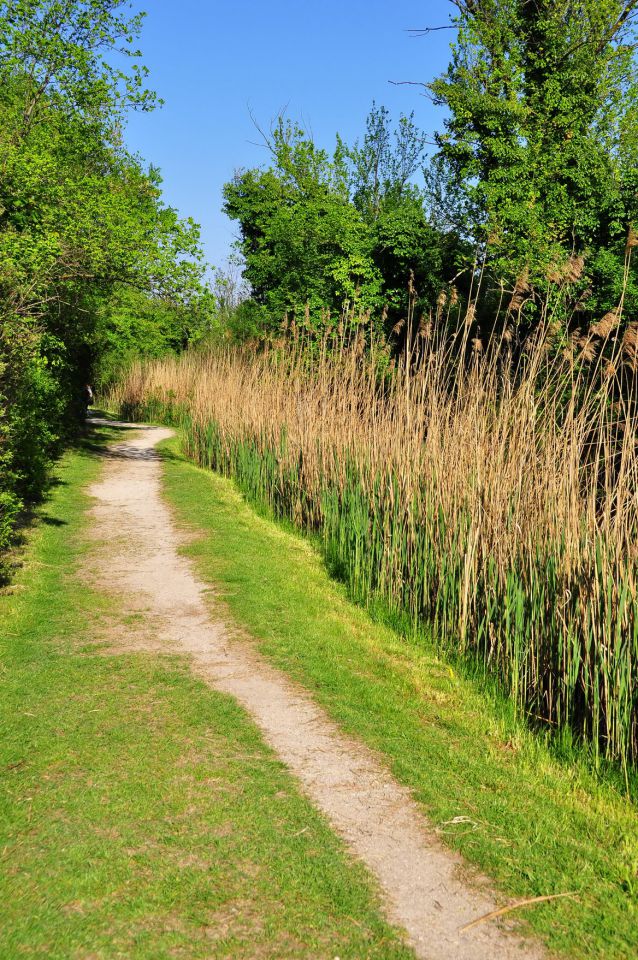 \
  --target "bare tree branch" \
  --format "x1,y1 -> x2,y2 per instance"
406,26 -> 456,37
388,79 -> 437,104
605,0 -> 638,48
